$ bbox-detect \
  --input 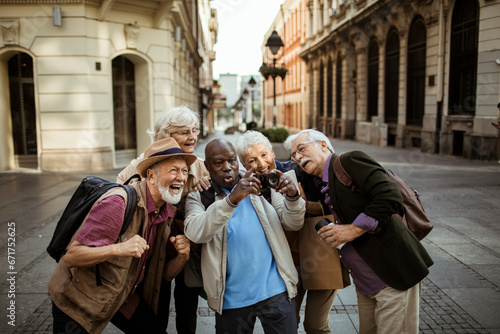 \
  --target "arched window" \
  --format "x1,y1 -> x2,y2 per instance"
318,60 -> 324,119
385,28 -> 400,124
406,17 -> 426,126
112,56 -> 137,157
448,0 -> 479,115
327,57 -> 333,117
367,38 -> 379,120
8,52 -> 37,168
335,55 -> 342,119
